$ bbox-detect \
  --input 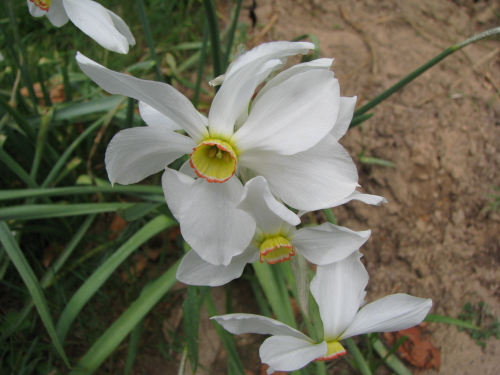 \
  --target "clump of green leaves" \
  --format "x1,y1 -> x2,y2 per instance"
458,302 -> 500,348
